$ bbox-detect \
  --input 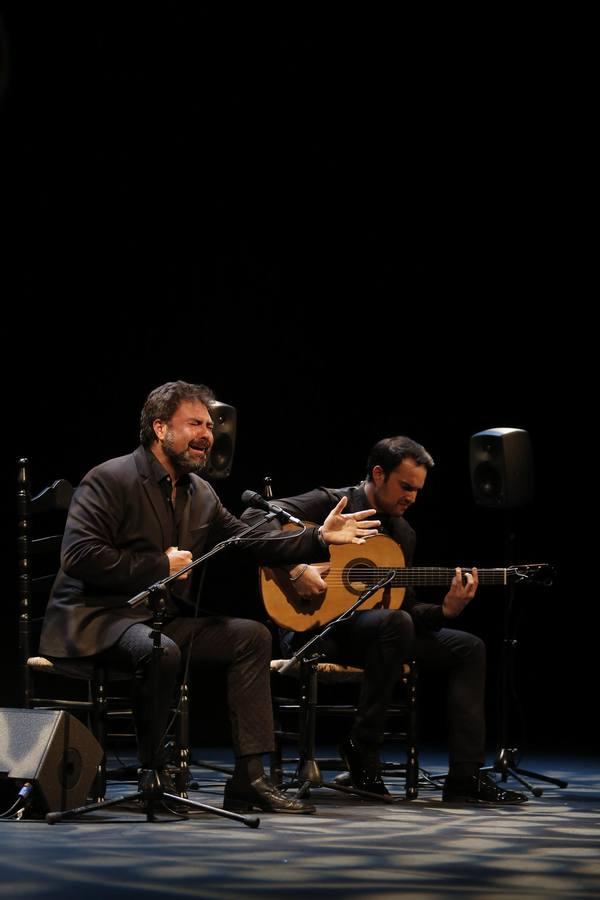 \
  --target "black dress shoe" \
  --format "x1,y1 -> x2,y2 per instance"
442,772 -> 528,805
223,775 -> 316,814
339,737 -> 390,796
